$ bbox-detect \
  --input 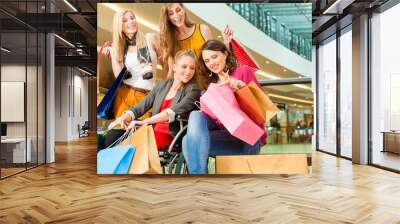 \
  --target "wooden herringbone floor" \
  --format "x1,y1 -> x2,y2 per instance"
1,136 -> 400,224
